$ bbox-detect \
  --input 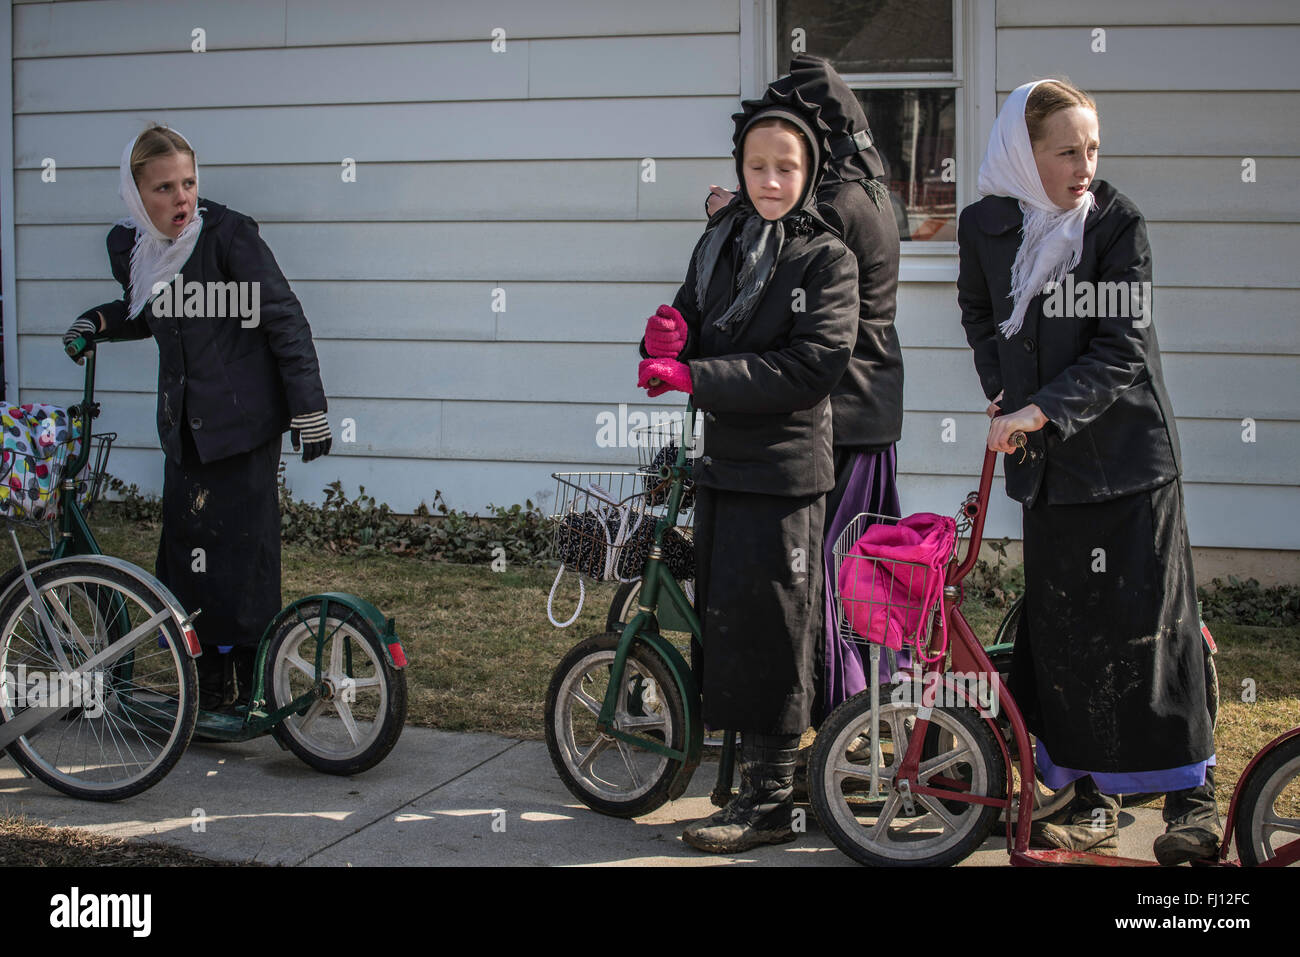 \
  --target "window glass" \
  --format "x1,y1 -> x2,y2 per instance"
855,88 -> 957,241
775,0 -> 953,74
